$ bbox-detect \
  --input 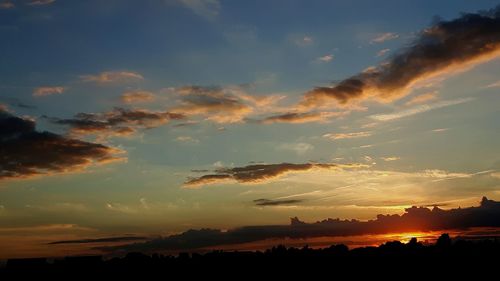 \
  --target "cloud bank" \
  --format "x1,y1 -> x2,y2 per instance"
99,197 -> 500,253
